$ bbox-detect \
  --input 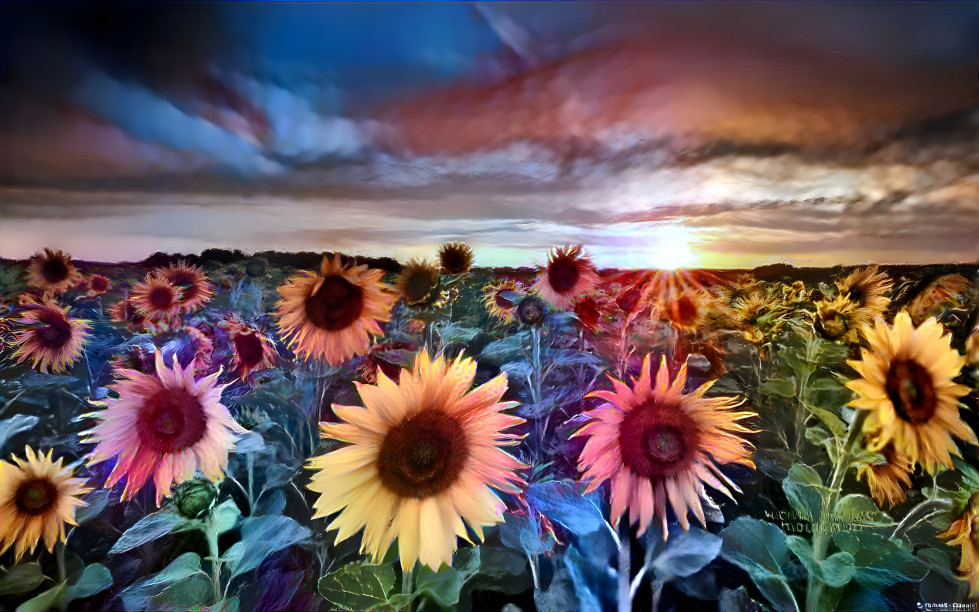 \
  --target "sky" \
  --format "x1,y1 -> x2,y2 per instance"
0,1 -> 977,269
